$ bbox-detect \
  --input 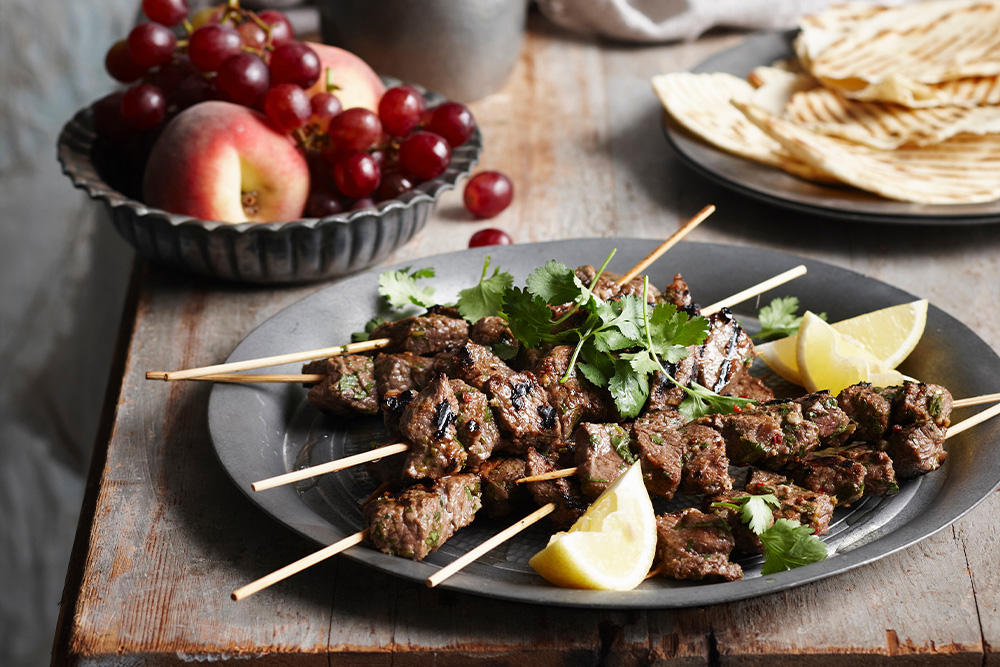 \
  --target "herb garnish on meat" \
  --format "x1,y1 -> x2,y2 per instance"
754,296 -> 826,342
